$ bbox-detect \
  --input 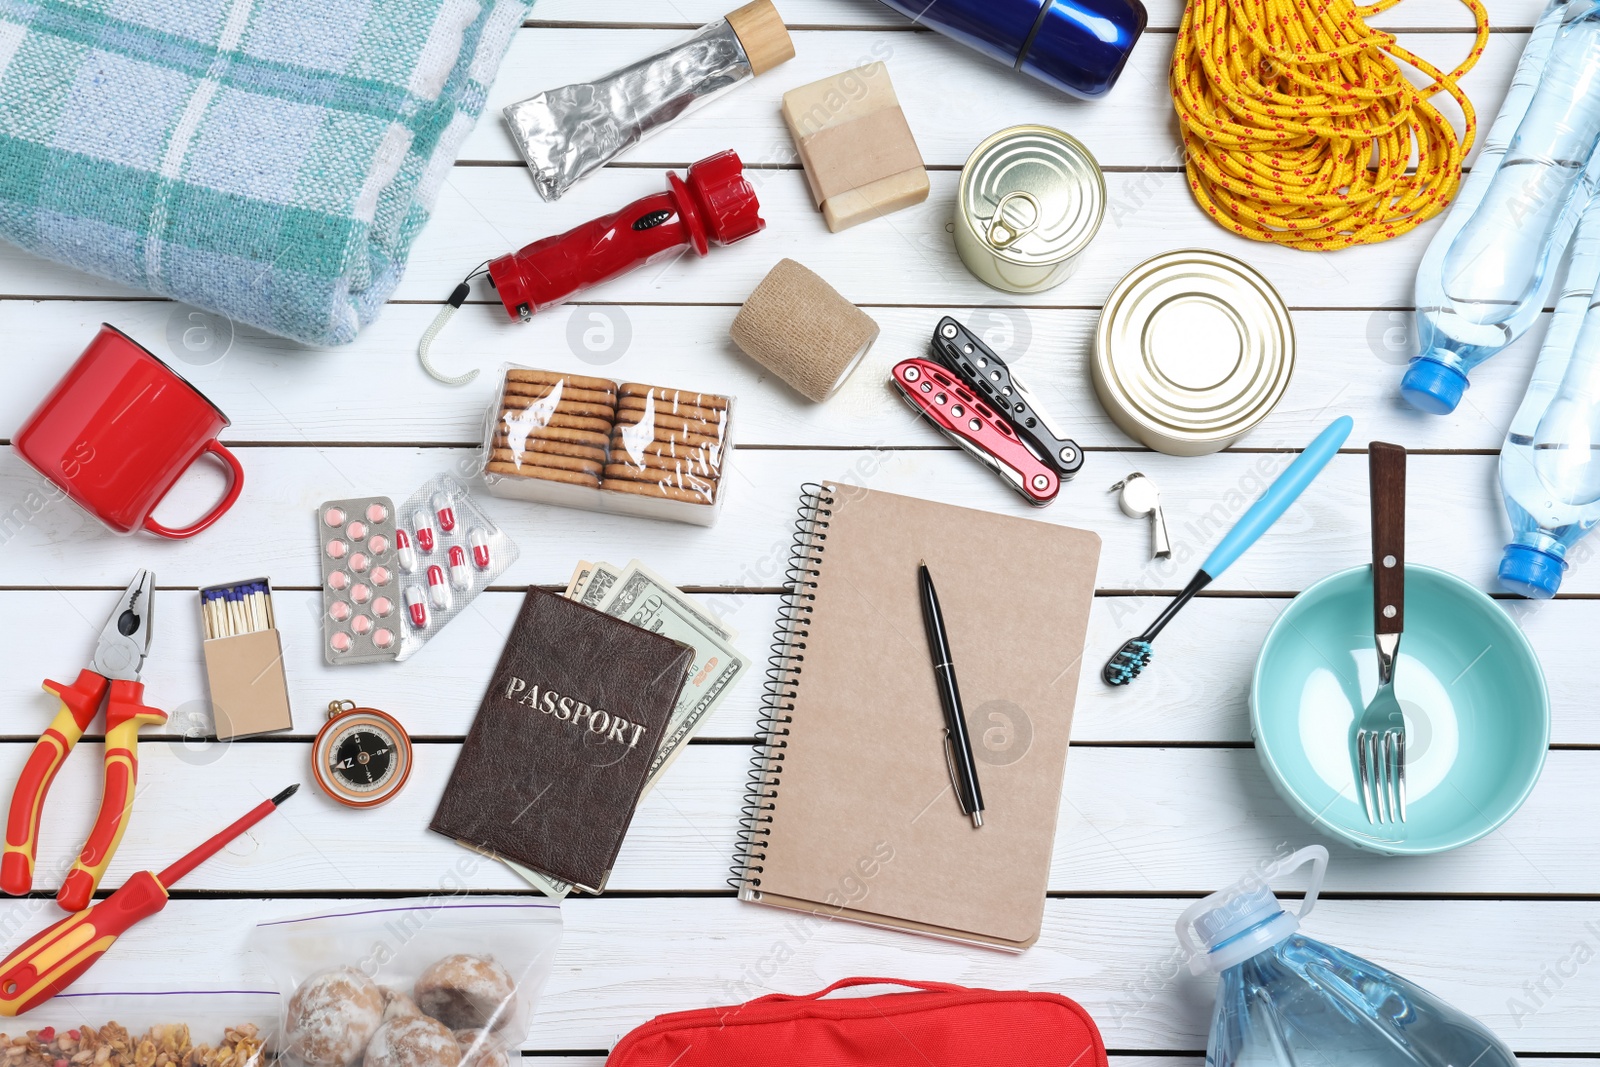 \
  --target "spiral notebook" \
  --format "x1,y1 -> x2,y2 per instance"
730,482 -> 1102,951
